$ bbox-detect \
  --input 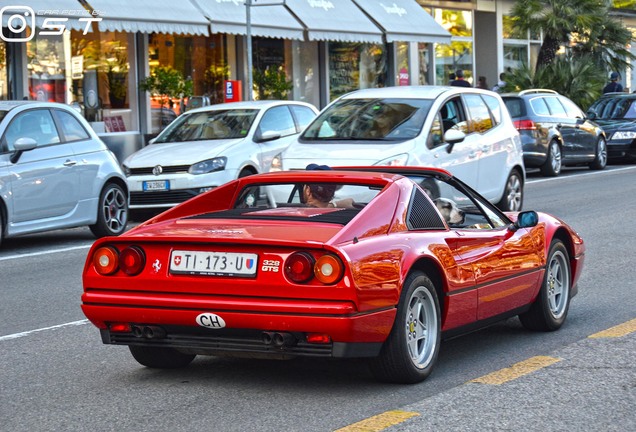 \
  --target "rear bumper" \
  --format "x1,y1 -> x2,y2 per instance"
82,291 -> 396,358
99,325 -> 384,358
